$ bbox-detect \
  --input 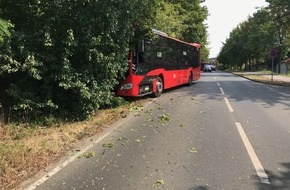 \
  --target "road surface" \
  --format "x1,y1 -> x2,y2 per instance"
25,71 -> 290,190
